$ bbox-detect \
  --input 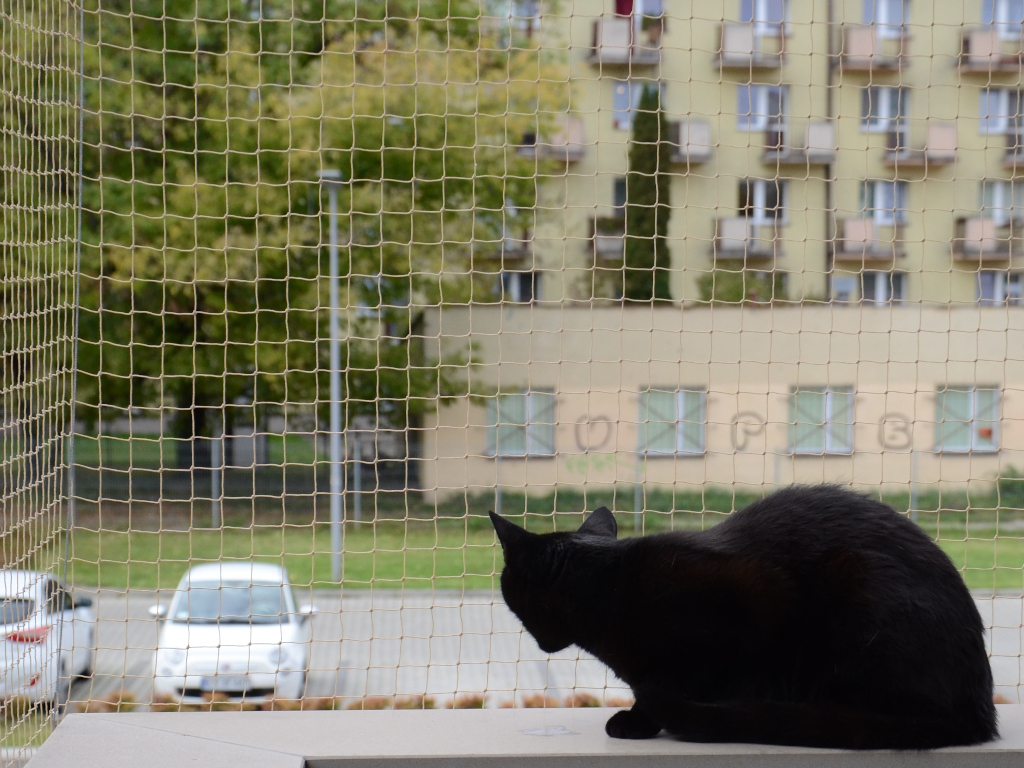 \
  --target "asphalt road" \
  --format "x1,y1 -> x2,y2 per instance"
68,589 -> 1024,708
